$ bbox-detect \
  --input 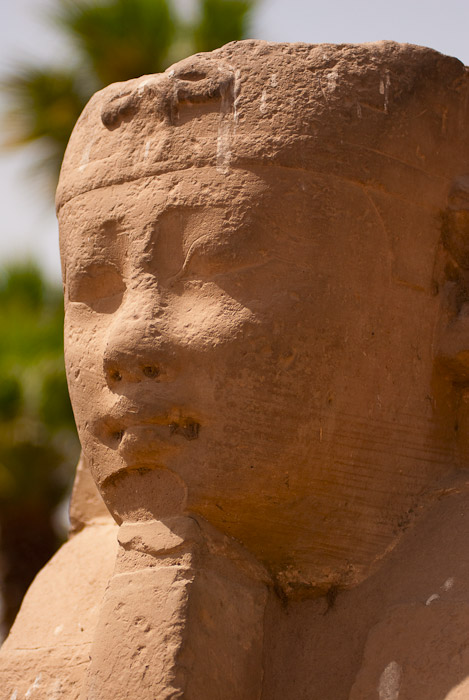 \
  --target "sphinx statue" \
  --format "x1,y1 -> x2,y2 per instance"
2,40 -> 469,699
